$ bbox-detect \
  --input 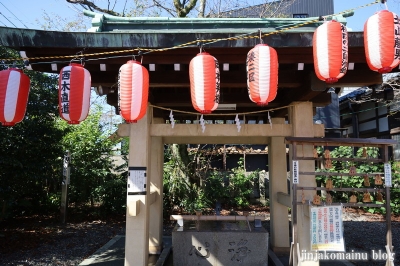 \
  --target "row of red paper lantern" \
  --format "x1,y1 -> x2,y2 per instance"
0,10 -> 399,126
314,10 -> 400,84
